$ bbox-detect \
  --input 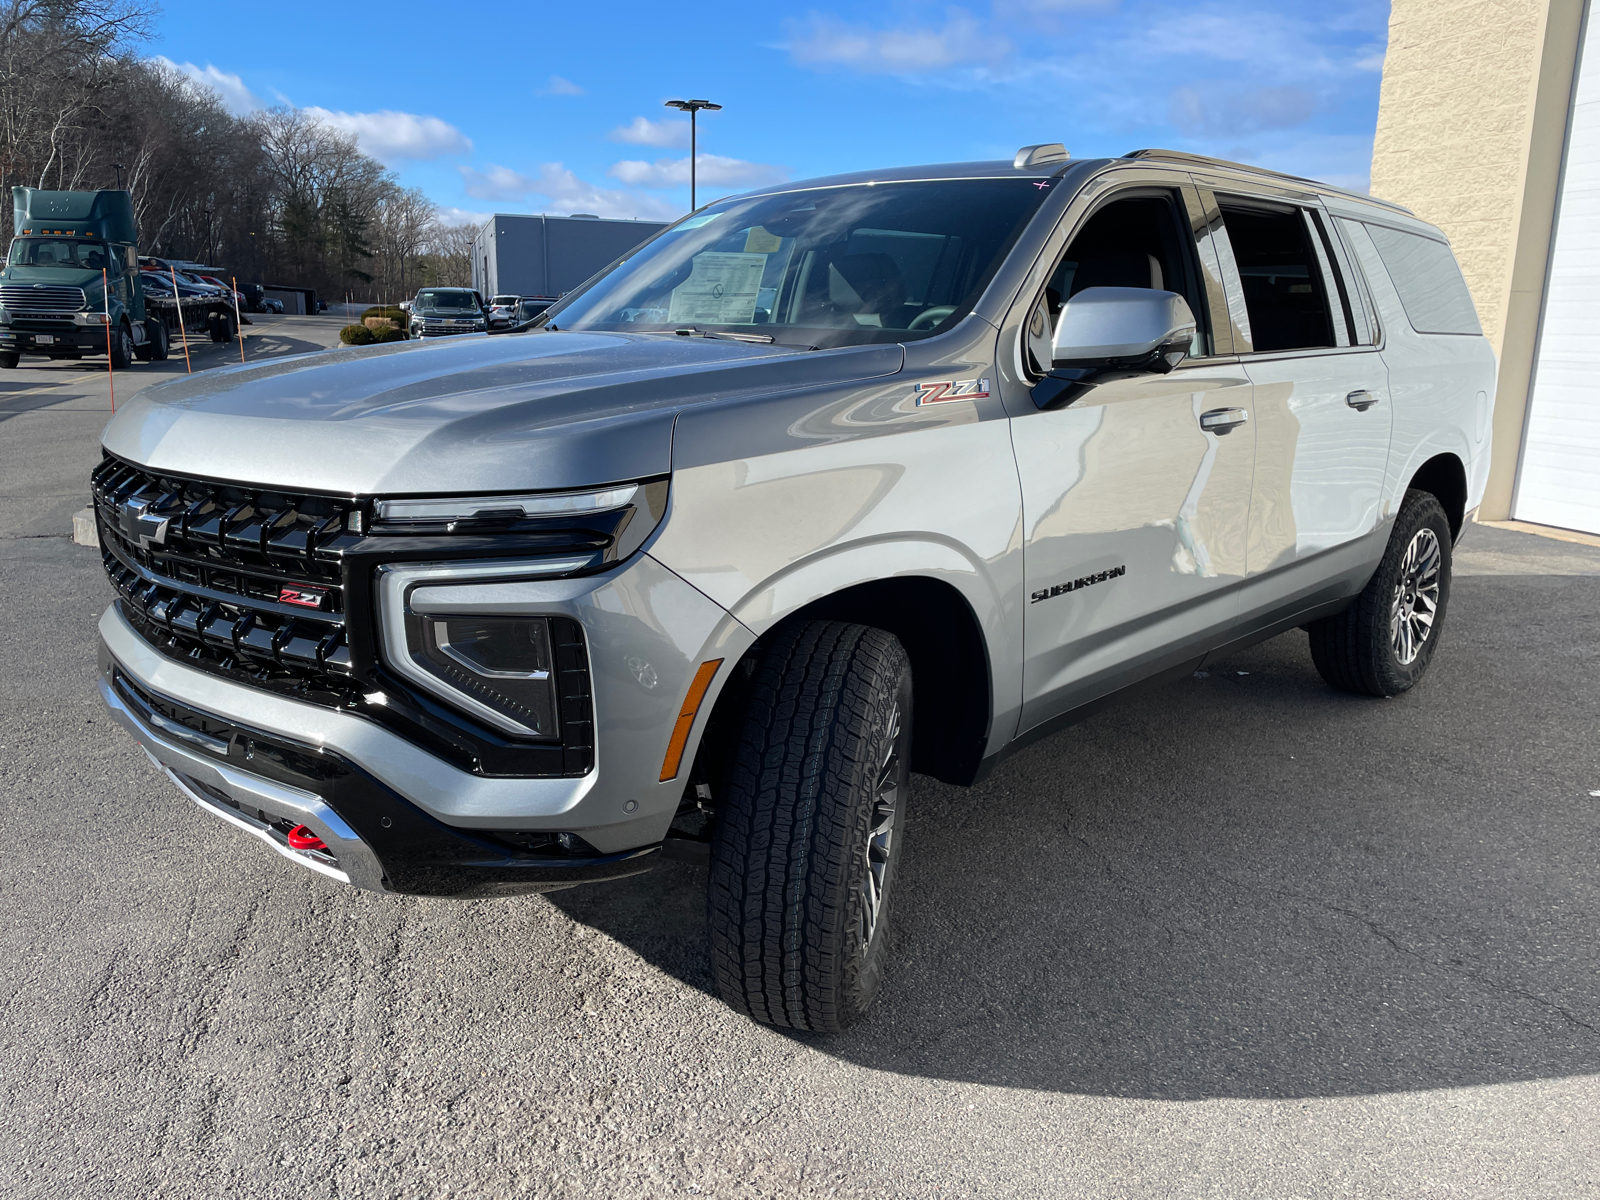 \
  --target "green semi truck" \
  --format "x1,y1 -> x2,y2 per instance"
0,187 -> 172,369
